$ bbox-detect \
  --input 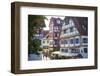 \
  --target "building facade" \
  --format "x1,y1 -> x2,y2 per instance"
60,17 -> 88,58
41,16 -> 88,59
48,17 -> 63,51
41,30 -> 49,52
